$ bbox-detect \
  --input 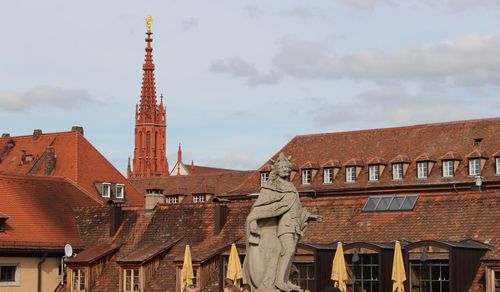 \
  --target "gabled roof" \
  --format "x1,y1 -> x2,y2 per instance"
439,151 -> 462,160
232,118 -> 500,194
65,243 -> 120,265
466,148 -> 489,159
0,174 -> 102,249
0,129 -> 143,204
